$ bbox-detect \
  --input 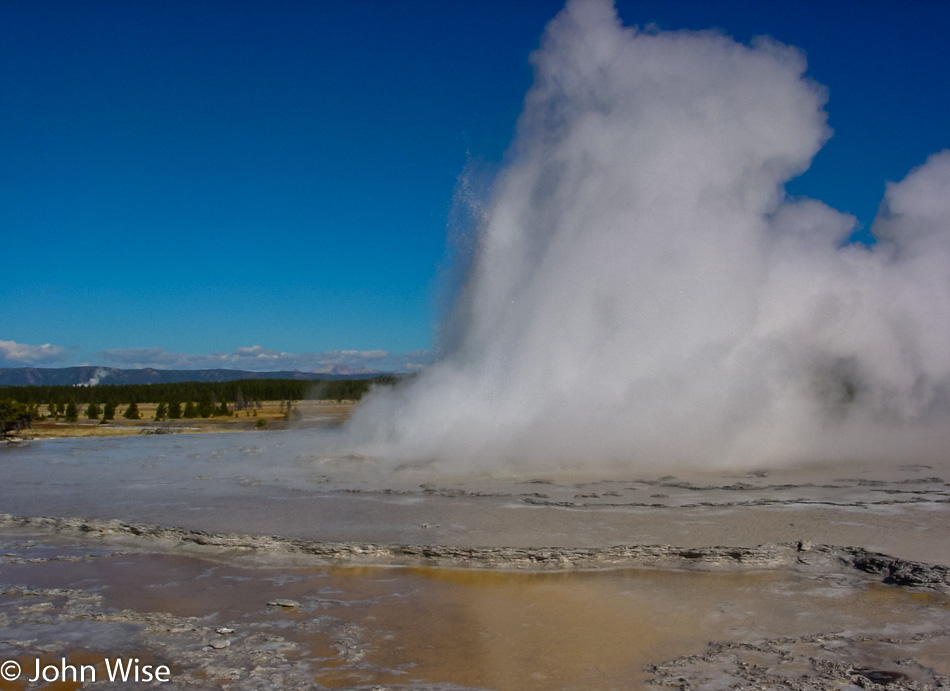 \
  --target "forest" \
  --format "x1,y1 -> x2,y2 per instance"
0,375 -> 401,428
